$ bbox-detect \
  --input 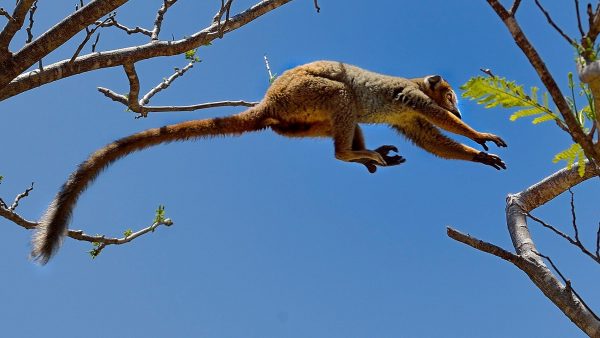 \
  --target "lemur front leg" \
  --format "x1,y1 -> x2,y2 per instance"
423,104 -> 507,150
394,117 -> 506,170
405,89 -> 507,150
351,126 -> 405,173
